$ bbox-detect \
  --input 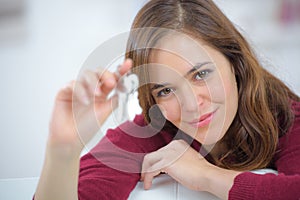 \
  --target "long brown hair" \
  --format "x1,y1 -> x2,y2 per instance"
125,0 -> 300,171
